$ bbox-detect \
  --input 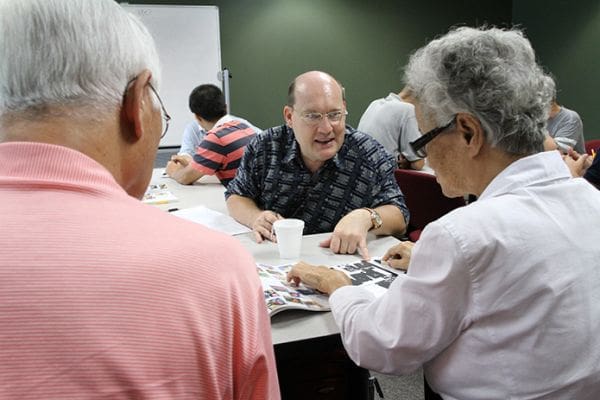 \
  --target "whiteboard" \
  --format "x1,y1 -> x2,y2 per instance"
121,4 -> 222,147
